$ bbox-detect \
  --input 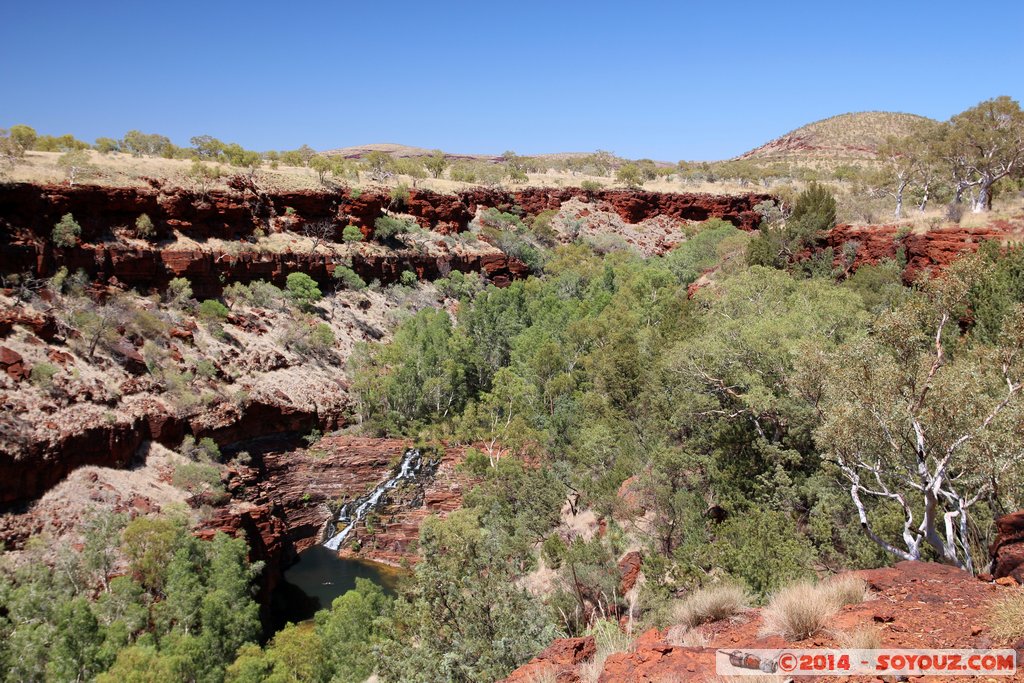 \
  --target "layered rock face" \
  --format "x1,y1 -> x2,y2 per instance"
820,223 -> 1010,283
0,183 -> 770,296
